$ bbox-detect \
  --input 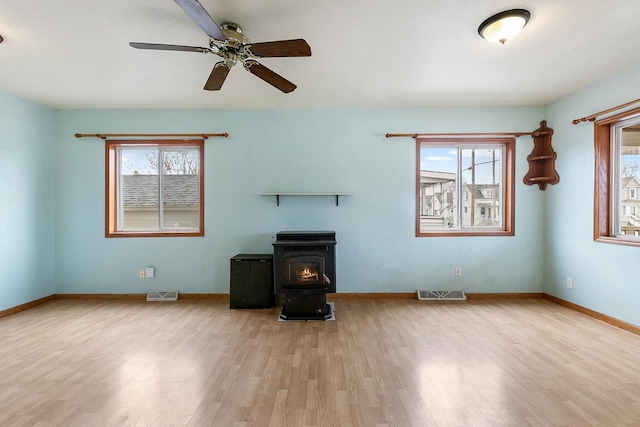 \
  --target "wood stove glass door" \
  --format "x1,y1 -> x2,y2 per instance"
285,256 -> 325,286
